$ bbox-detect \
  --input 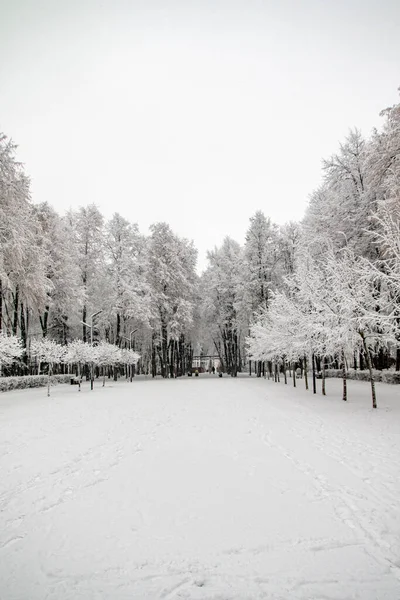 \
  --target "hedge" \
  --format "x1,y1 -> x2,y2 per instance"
0,374 -> 73,393
324,369 -> 400,384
